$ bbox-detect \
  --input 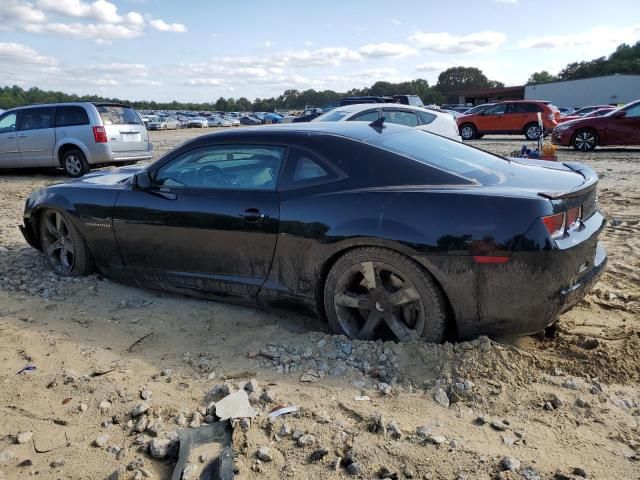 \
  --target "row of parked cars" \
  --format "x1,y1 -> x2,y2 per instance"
453,99 -> 640,150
